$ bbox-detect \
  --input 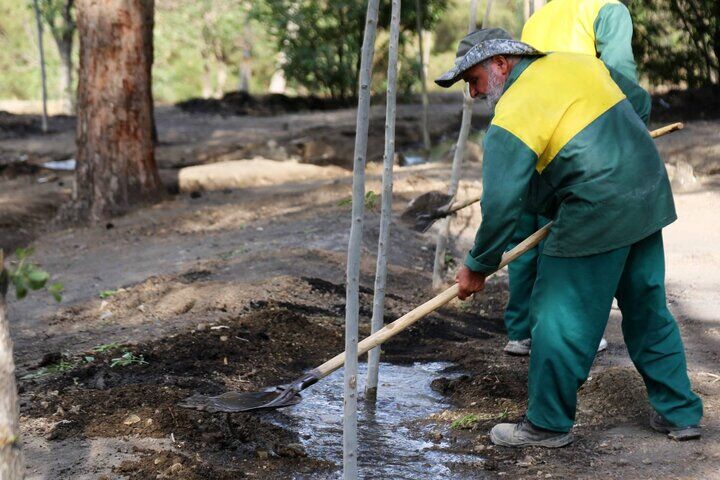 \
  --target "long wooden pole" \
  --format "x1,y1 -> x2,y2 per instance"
344,0 -> 379,477
431,0 -> 480,288
365,0 -> 401,403
0,251 -> 23,480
